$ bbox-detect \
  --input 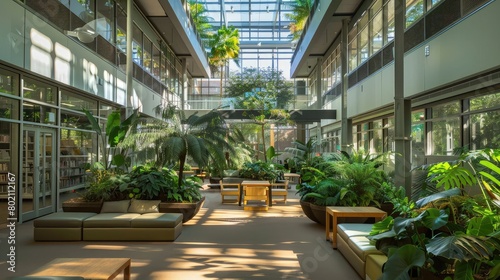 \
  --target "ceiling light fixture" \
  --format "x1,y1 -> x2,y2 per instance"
64,18 -> 108,43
